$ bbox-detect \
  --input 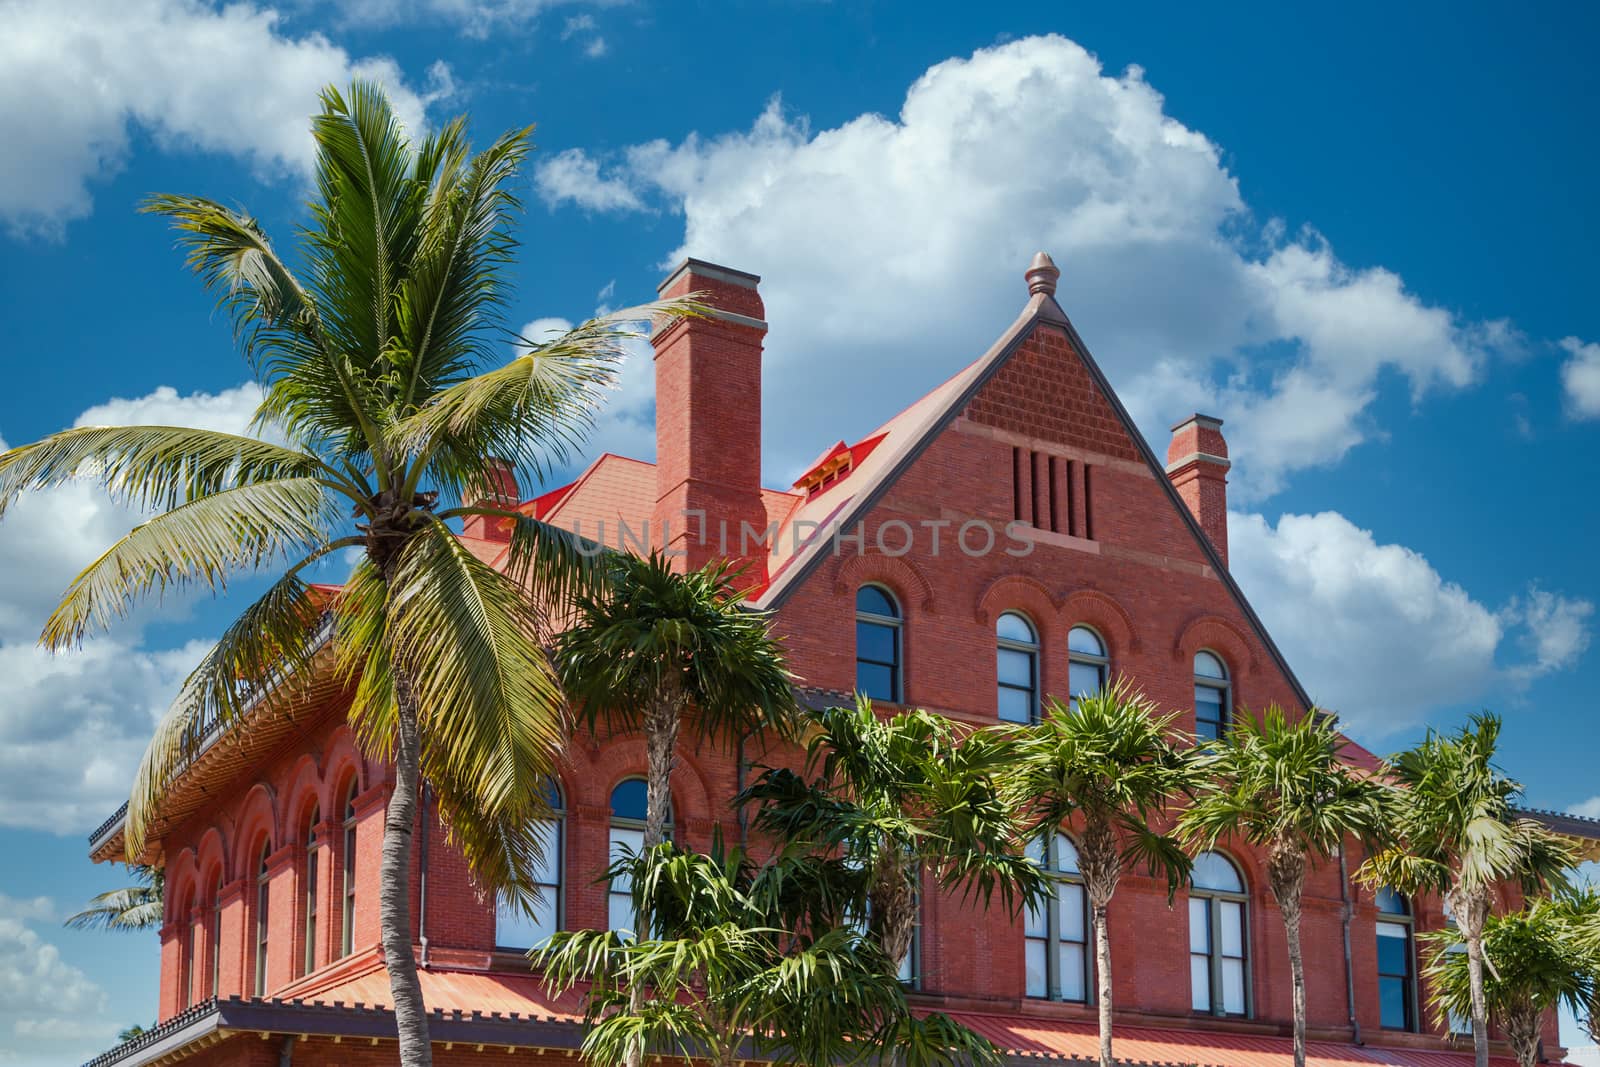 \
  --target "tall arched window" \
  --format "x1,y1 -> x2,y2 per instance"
608,779 -> 668,938
856,586 -> 902,703
1189,852 -> 1248,1016
1194,652 -> 1231,741
1024,833 -> 1089,1002
997,612 -> 1039,724
209,873 -> 224,998
496,778 -> 565,951
254,841 -> 271,996
1376,887 -> 1416,1031
340,781 -> 358,958
180,888 -> 197,1007
302,804 -> 319,977
1067,626 -> 1109,708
